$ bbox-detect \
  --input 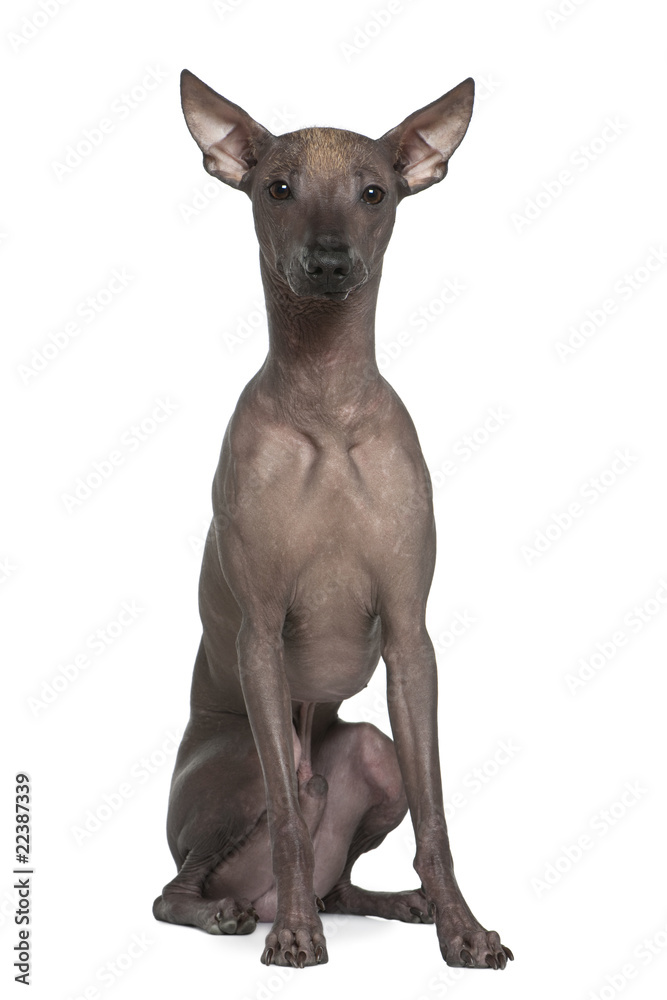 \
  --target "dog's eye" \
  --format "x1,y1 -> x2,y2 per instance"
361,185 -> 384,205
268,181 -> 291,200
